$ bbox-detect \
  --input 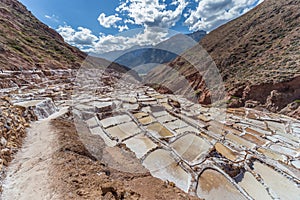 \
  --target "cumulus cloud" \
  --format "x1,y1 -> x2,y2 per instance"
93,27 -> 169,54
97,13 -> 122,28
57,25 -> 170,54
116,0 -> 188,28
118,25 -> 129,32
185,0 -> 263,31
56,0 -> 264,54
56,25 -> 98,50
